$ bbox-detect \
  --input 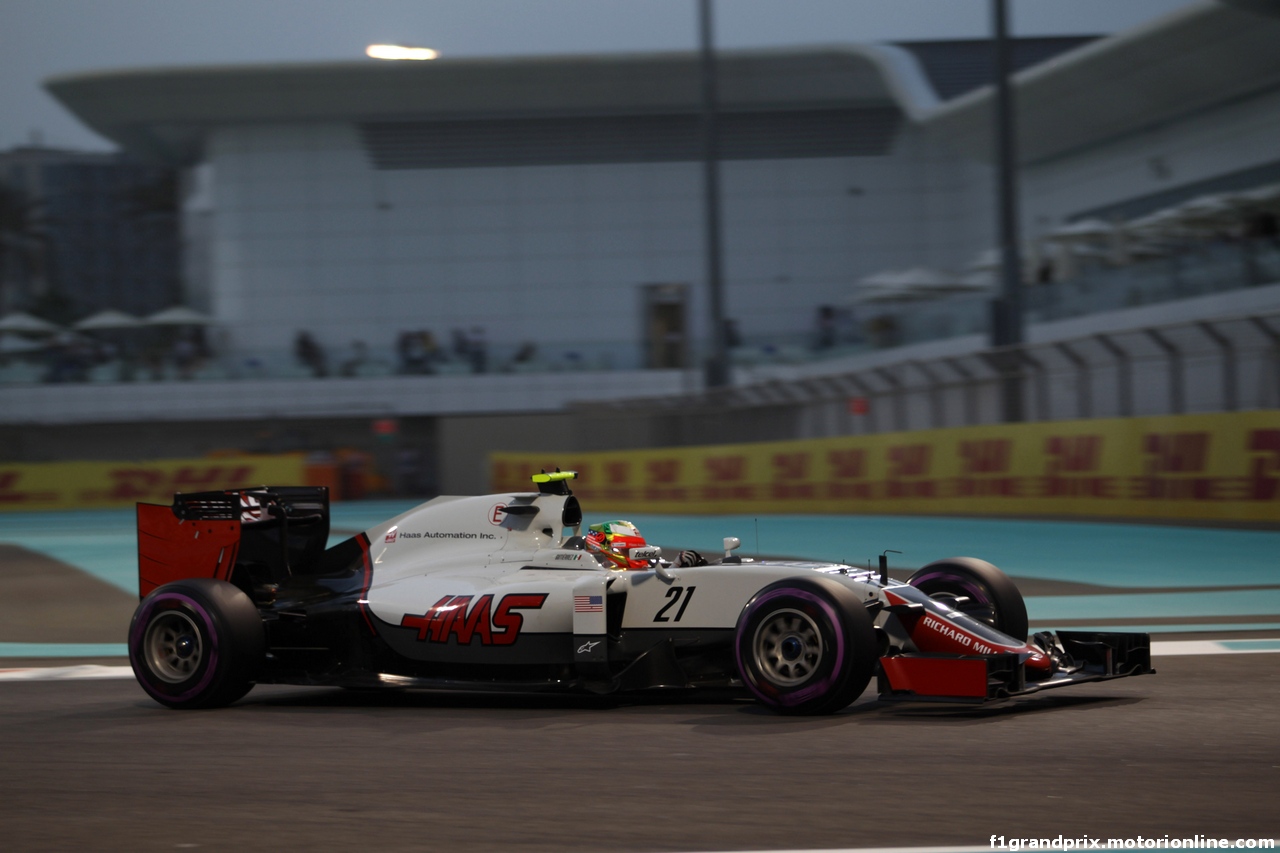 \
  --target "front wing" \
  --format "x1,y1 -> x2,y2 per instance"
877,631 -> 1154,703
